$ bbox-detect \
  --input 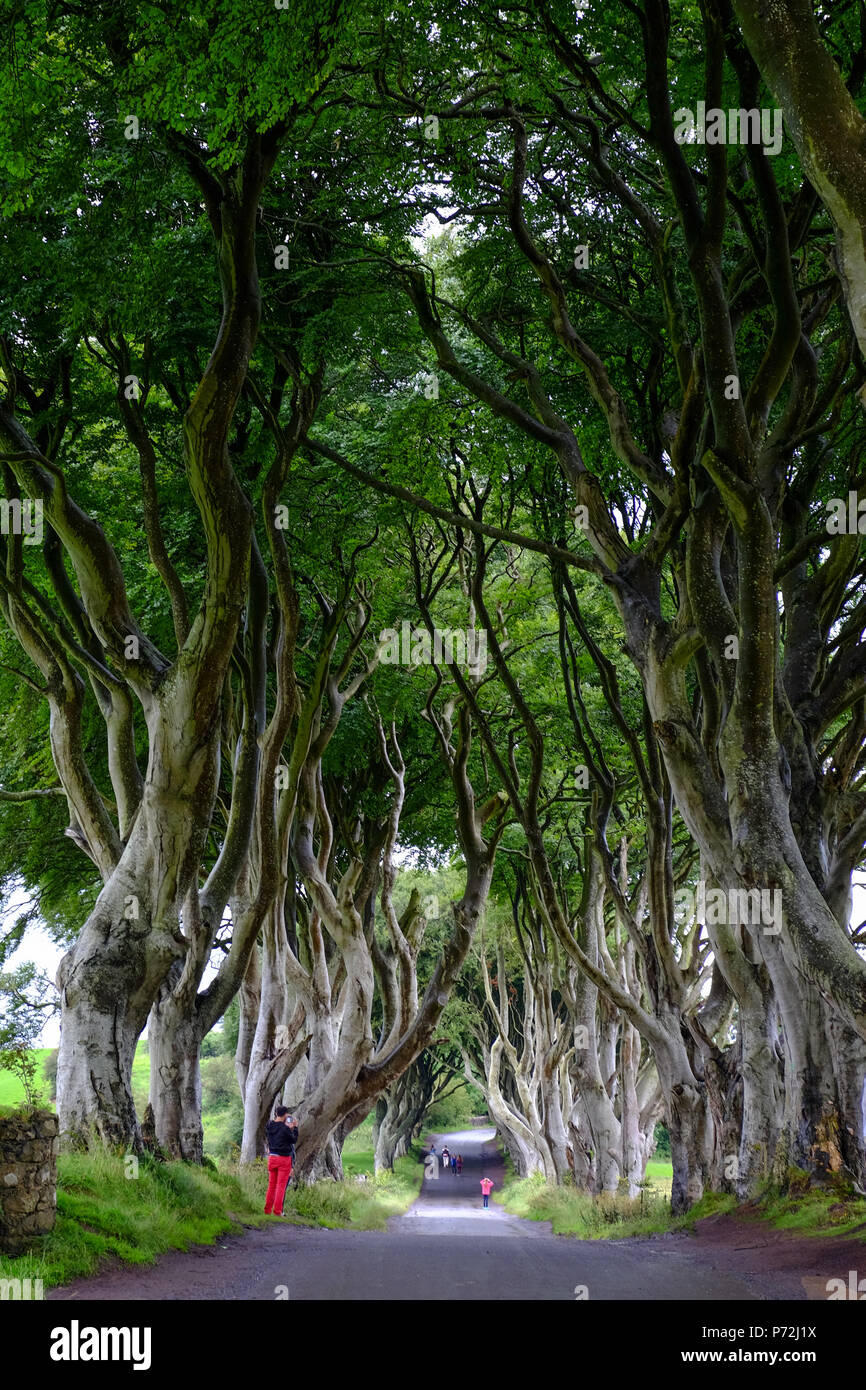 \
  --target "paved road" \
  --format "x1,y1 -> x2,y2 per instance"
49,1127 -> 760,1301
